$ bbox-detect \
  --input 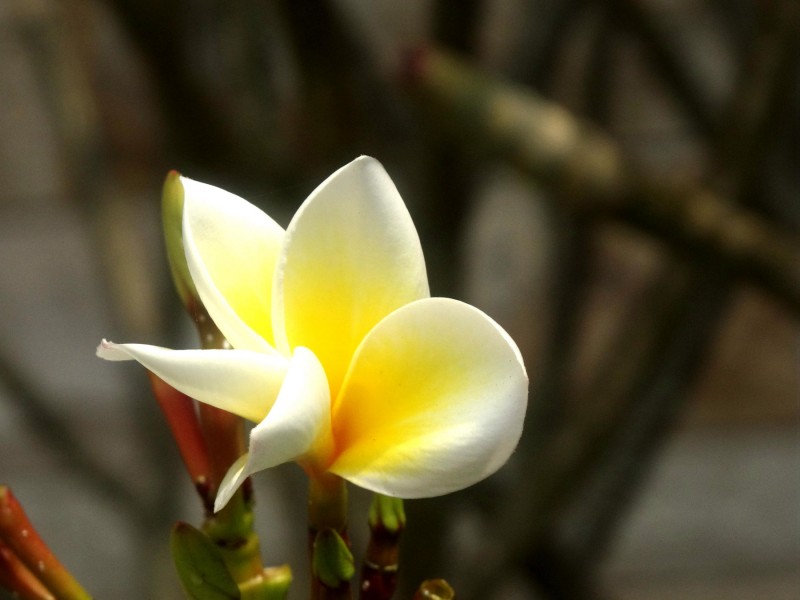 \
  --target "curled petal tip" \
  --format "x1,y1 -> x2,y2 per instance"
96,339 -> 127,360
